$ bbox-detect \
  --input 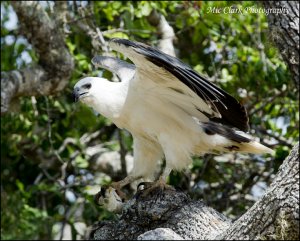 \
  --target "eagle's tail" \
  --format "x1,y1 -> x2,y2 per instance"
236,141 -> 274,155
199,122 -> 275,155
